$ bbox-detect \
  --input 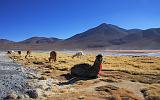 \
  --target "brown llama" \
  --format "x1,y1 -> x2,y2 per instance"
18,51 -> 21,55
71,54 -> 103,78
49,51 -> 57,62
7,50 -> 15,54
25,50 -> 31,58
7,51 -> 12,54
